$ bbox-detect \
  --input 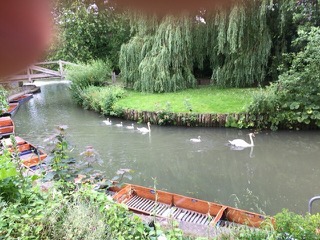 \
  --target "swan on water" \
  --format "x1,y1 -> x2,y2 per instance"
126,123 -> 134,129
228,133 -> 255,148
190,136 -> 201,142
102,118 -> 112,125
137,122 -> 151,133
115,122 -> 123,127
